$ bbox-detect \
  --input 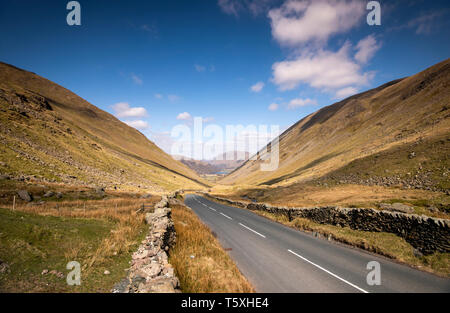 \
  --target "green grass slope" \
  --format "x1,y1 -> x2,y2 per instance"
221,59 -> 450,192
0,62 -> 208,192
